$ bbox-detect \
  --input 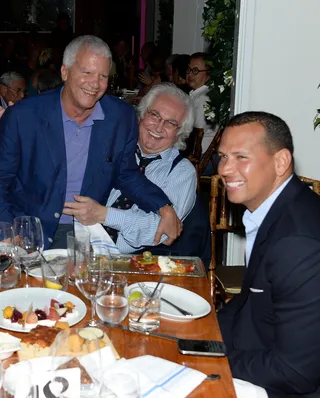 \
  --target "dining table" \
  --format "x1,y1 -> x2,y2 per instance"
1,268 -> 236,398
